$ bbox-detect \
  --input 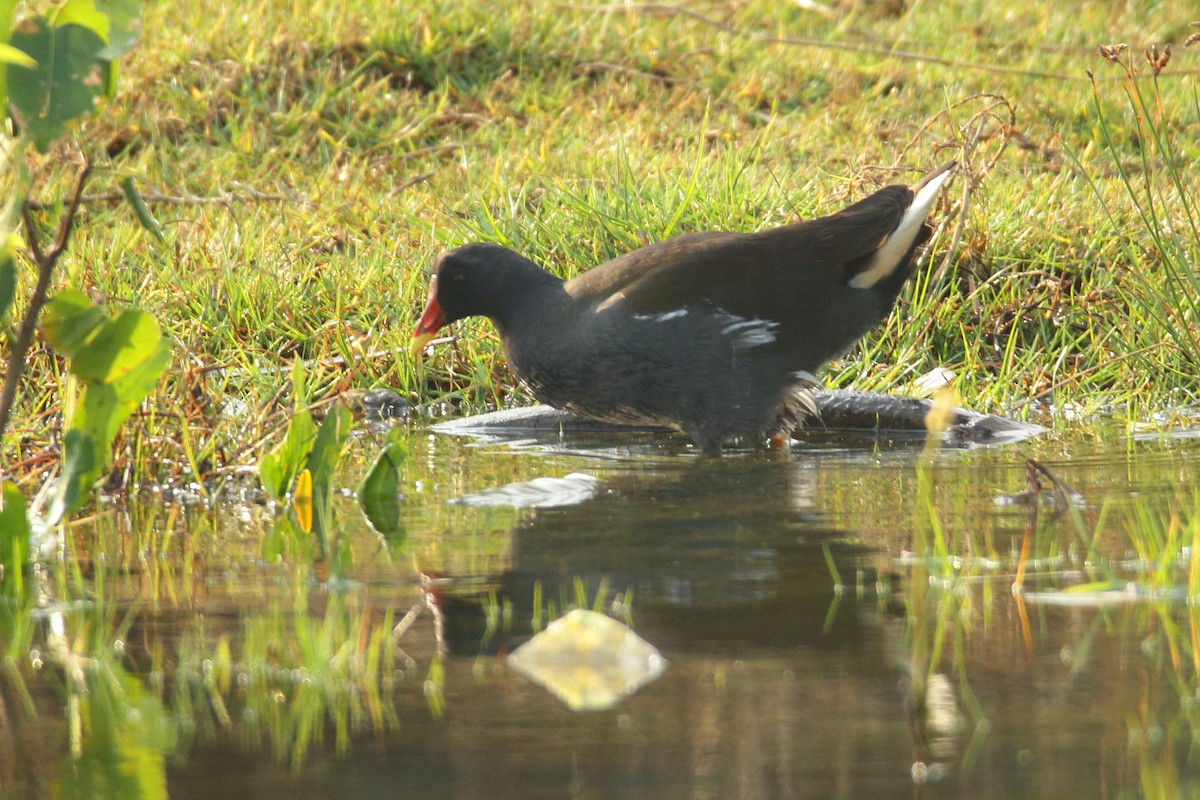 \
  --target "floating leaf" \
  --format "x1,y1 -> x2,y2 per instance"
507,609 -> 666,711
449,473 -> 598,508
7,18 -> 107,153
1,481 -> 30,596
358,441 -> 406,537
